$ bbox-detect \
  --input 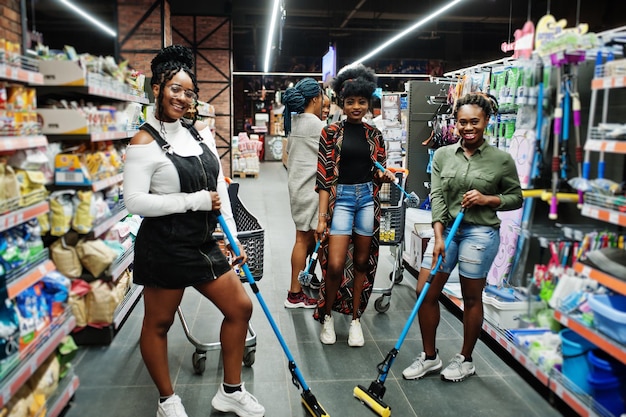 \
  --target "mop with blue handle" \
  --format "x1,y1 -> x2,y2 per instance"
353,208 -> 465,417
217,214 -> 329,417
373,161 -> 420,208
